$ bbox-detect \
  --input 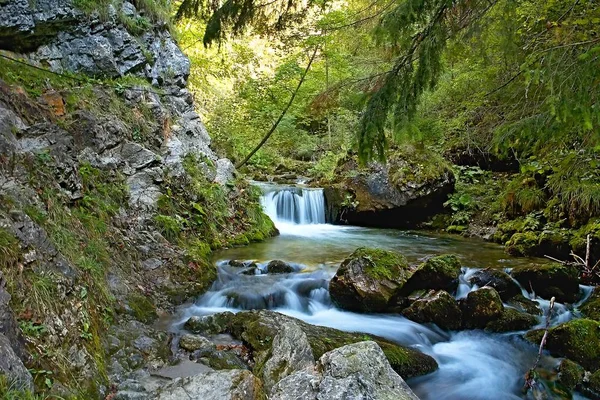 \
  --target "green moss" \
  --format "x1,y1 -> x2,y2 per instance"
525,319 -> 600,371
349,247 -> 408,281
556,359 -> 584,390
505,231 -> 540,256
402,254 -> 462,294
511,263 -> 580,303
127,293 -> 158,323
580,287 -> 600,321
589,370 -> 600,393
462,287 -> 504,329
485,308 -> 537,332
